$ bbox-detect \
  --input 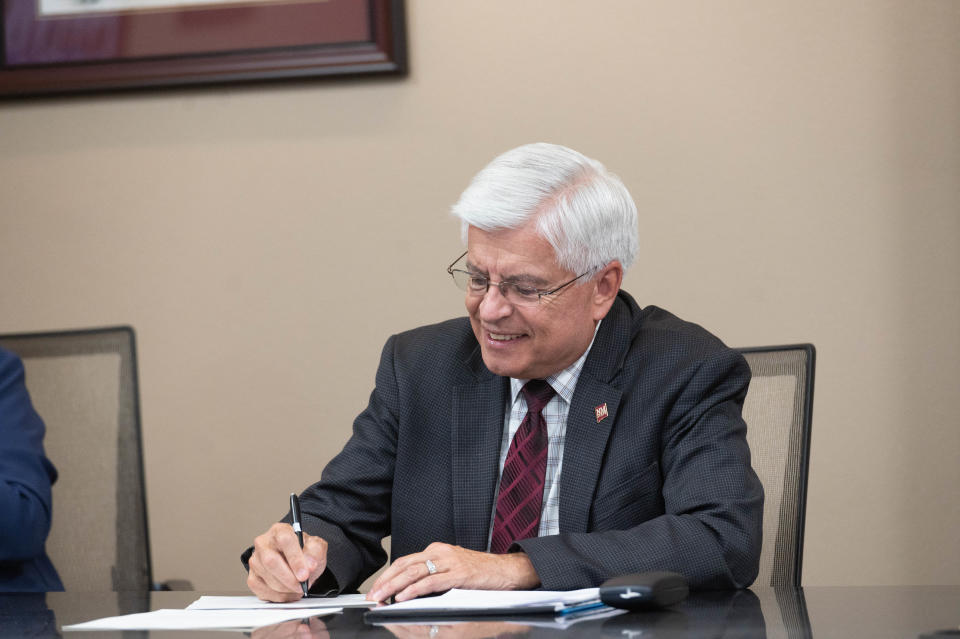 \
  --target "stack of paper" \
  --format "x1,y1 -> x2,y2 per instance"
62,590 -> 619,631
62,607 -> 342,631
364,587 -> 612,620
63,594 -> 374,632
